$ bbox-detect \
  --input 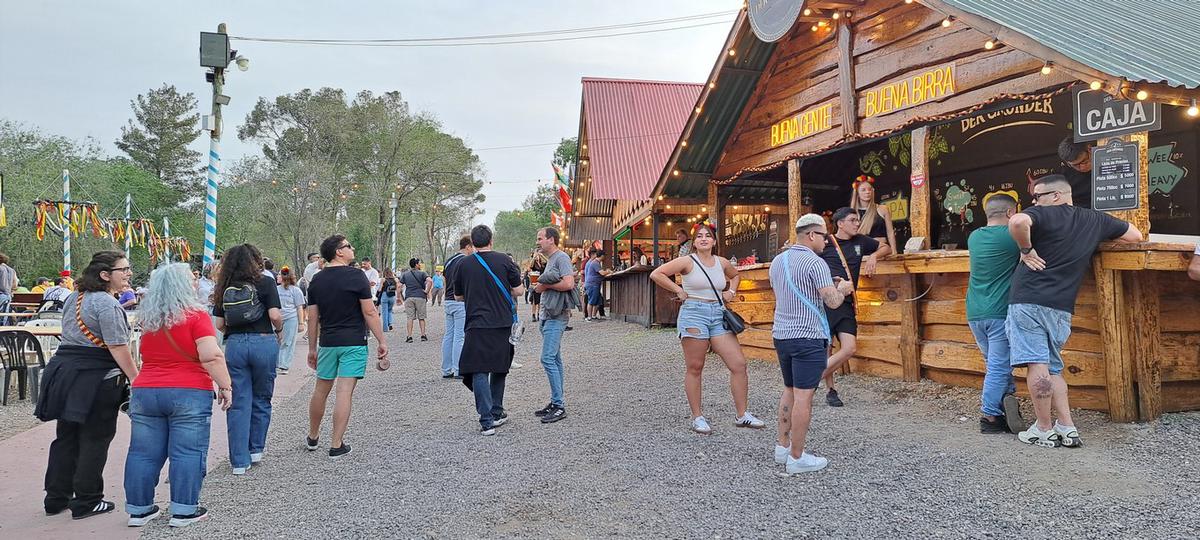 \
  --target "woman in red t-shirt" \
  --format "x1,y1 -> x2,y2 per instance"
123,263 -> 232,528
